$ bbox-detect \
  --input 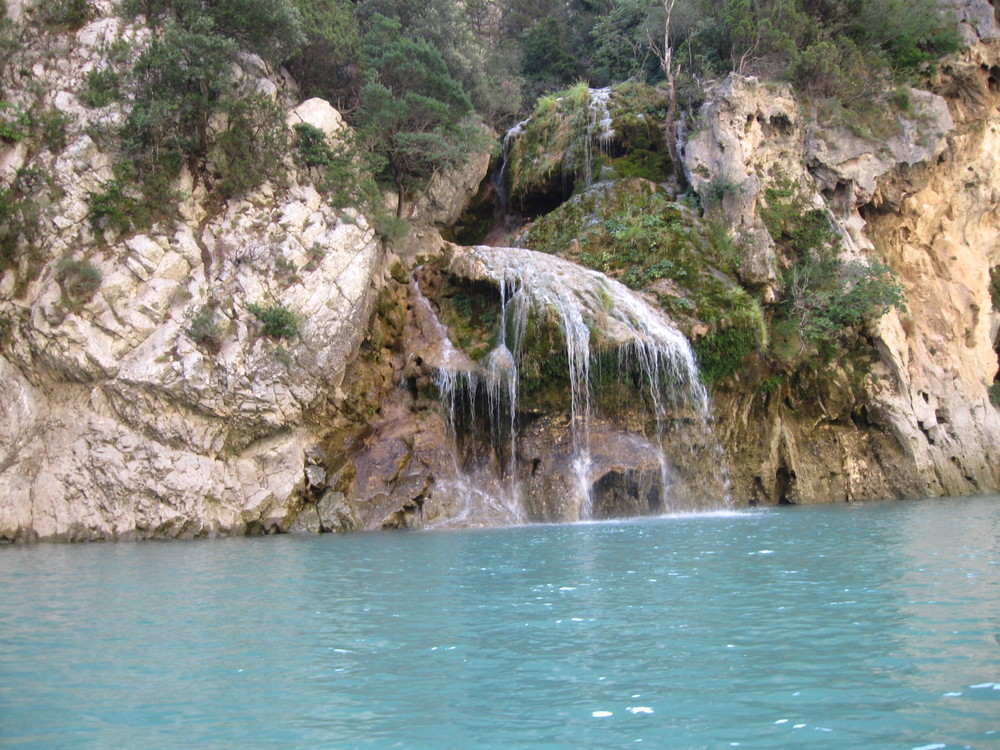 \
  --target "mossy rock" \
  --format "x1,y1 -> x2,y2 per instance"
435,277 -> 504,362
504,82 -> 673,213
525,178 -> 766,385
